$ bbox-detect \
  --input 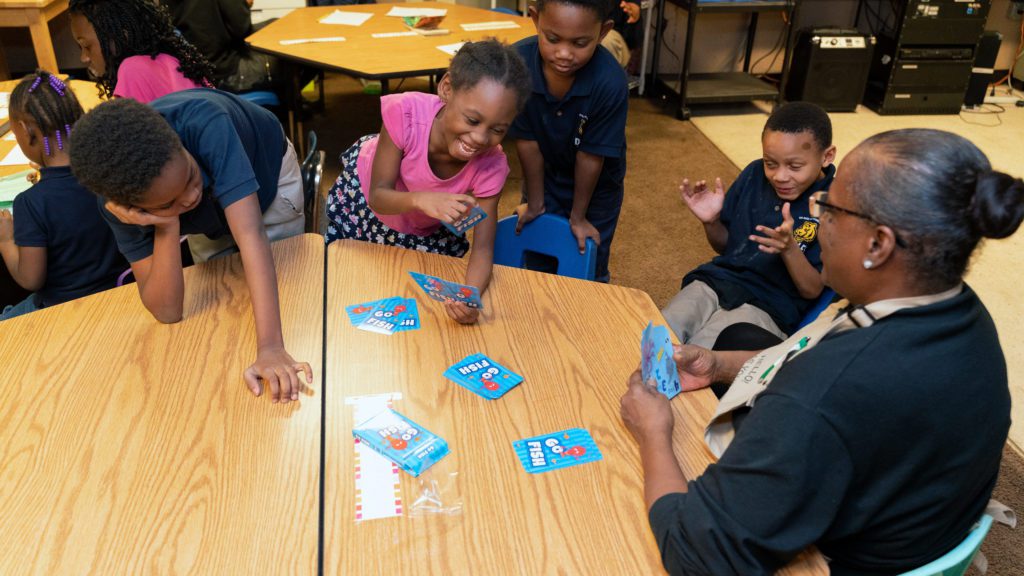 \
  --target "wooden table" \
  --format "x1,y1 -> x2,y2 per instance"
246,2 -> 534,146
0,234 -> 324,575
323,240 -> 827,575
0,0 -> 69,78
